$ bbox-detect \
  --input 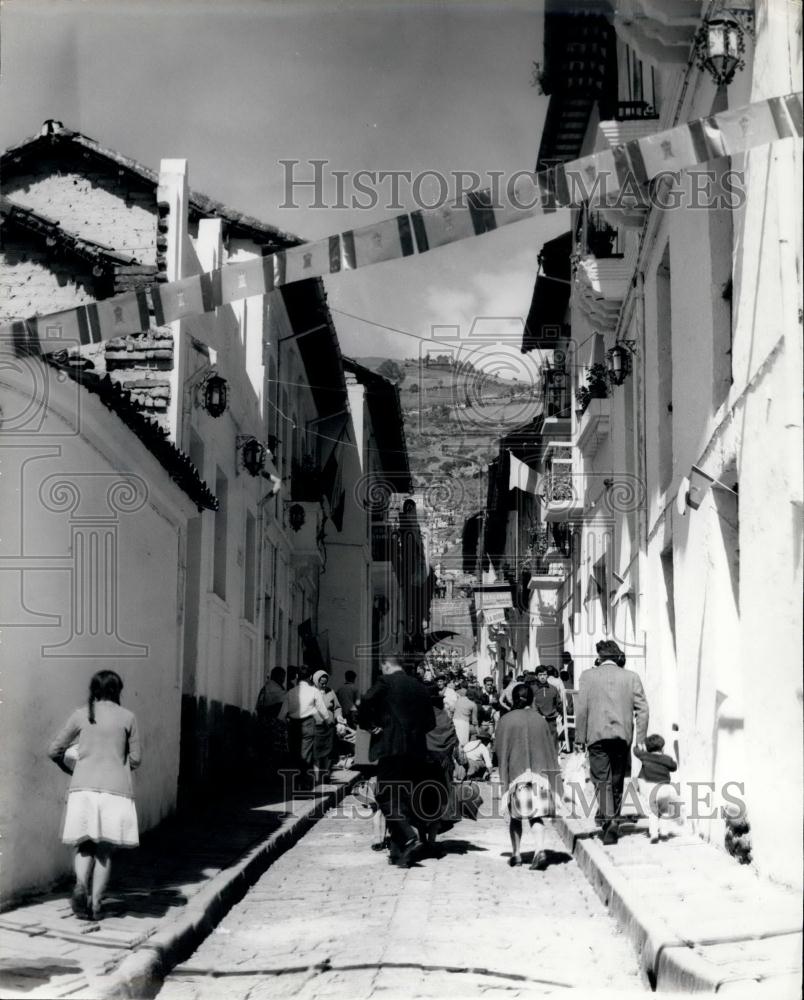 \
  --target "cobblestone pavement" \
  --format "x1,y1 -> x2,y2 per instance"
158,783 -> 647,999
